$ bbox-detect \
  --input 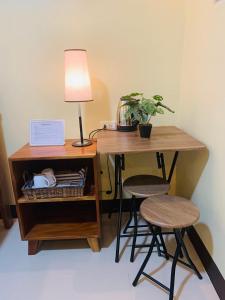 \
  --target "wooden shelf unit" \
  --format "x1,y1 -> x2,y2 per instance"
9,140 -> 101,255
